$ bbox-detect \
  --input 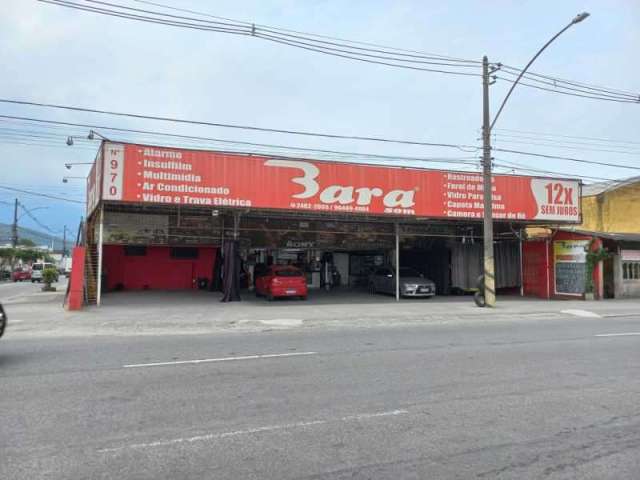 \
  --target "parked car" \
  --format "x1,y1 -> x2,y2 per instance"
255,265 -> 308,300
0,302 -> 6,338
11,267 -> 31,282
31,262 -> 58,283
368,266 -> 436,297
